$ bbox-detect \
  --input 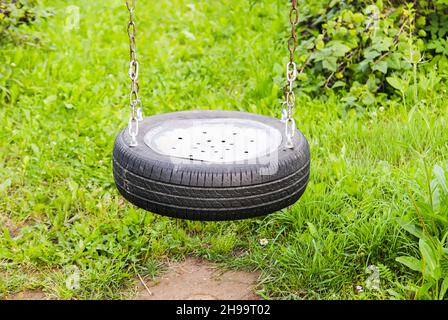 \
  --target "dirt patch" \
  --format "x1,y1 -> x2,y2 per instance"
0,214 -> 26,238
7,290 -> 46,300
135,258 -> 261,300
